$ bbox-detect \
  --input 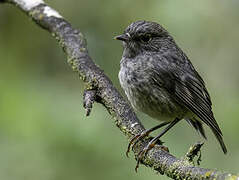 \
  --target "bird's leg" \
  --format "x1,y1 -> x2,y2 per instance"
126,121 -> 170,157
135,118 -> 181,172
